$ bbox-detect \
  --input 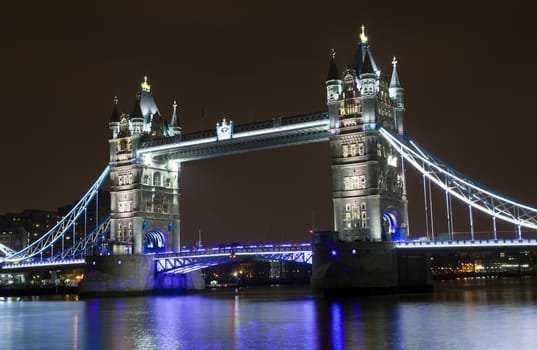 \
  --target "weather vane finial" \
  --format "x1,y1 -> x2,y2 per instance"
141,75 -> 151,92
360,25 -> 368,43
330,48 -> 336,59
392,56 -> 398,68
